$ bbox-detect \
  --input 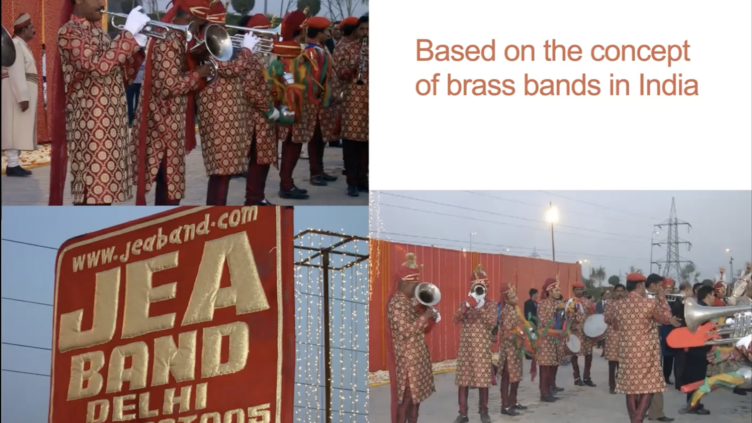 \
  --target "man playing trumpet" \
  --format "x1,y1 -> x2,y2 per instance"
497,280 -> 531,417
50,0 -> 152,205
130,0 -> 213,205
452,268 -> 497,423
386,269 -> 437,423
